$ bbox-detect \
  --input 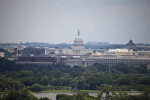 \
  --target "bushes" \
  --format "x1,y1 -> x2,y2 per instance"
29,84 -> 46,92
56,92 -> 95,100
0,75 -> 24,91
0,89 -> 52,100
56,94 -> 72,100
1,89 -> 38,100
39,97 -> 51,100
40,75 -> 49,85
